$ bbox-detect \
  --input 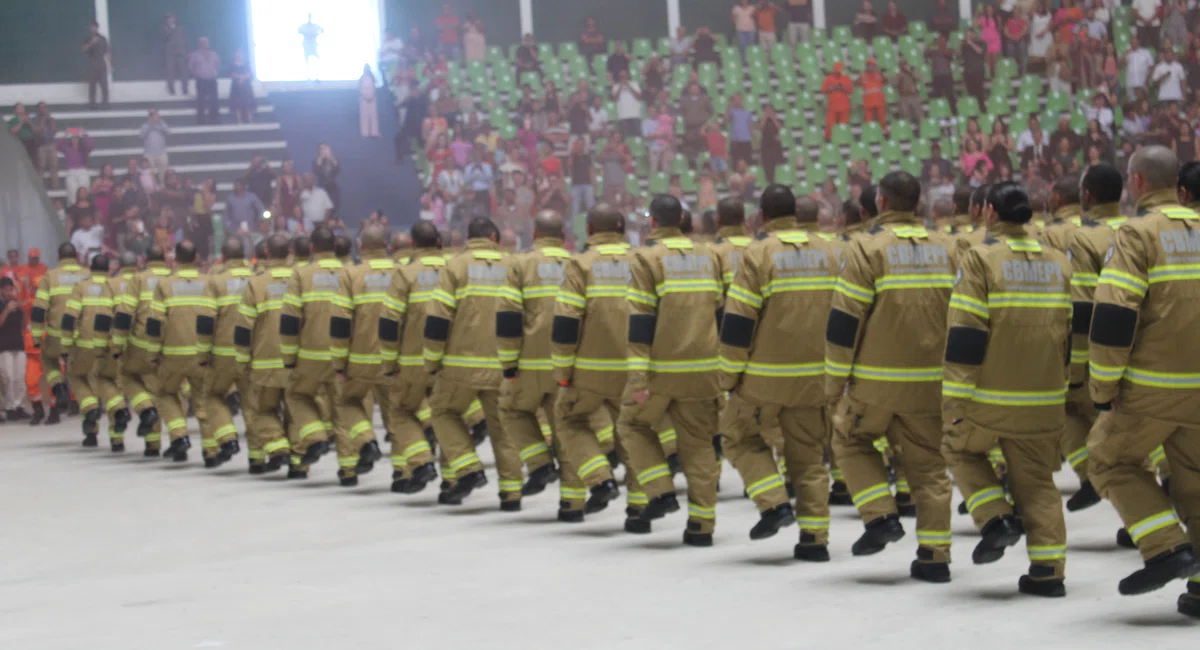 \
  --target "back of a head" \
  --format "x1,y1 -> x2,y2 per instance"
118,251 -> 138,269
334,235 -> 352,258
794,196 -> 819,224
58,242 -> 77,262
533,210 -> 564,239
254,239 -> 269,261
1053,173 -> 1082,206
1130,144 -> 1180,192
268,234 -> 291,260
411,221 -> 442,249
970,183 -> 992,215
762,185 -> 799,222
841,200 -> 863,226
1083,163 -> 1124,204
860,184 -> 879,218
310,225 -> 336,253
361,225 -> 387,251
680,211 -> 694,234
146,244 -> 166,263
587,203 -> 625,234
699,211 -> 717,235
953,186 -> 973,215
90,254 -> 109,273
221,235 -> 245,261
292,235 -> 312,259
466,216 -> 499,241
389,231 -> 412,254
649,194 -> 683,228
878,171 -> 921,212
175,240 -> 197,264
987,181 -> 1034,225
716,198 -> 745,228
1178,161 -> 1200,203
